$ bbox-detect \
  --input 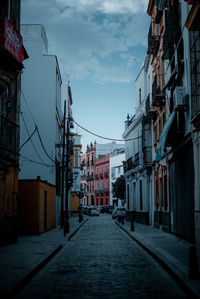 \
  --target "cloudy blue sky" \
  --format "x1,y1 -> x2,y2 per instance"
21,0 -> 150,151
